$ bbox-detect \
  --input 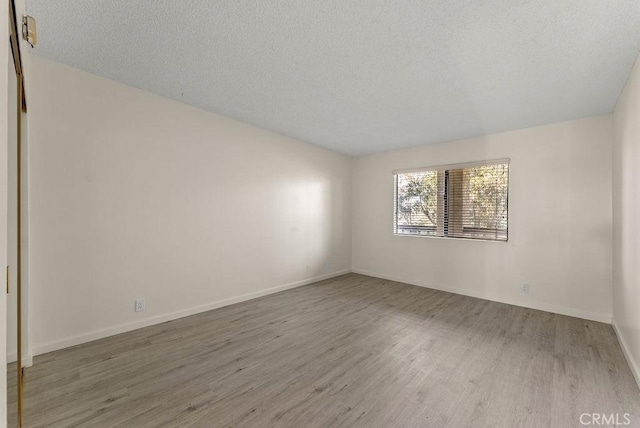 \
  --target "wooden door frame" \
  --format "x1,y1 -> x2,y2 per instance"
8,0 -> 27,425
